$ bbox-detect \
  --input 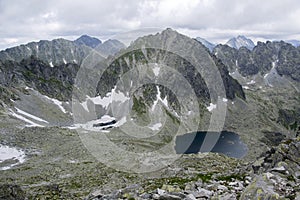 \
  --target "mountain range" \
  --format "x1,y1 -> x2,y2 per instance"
0,35 -> 126,66
195,35 -> 300,52
0,29 -> 299,199
196,35 -> 256,51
